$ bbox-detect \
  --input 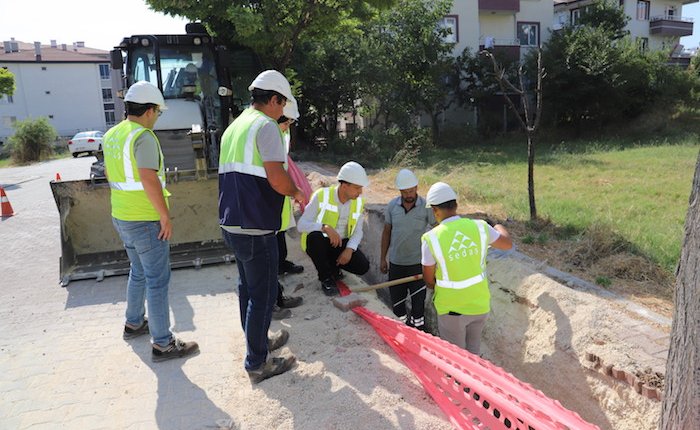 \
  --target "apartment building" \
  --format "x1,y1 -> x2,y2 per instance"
0,38 -> 123,144
443,0 -> 554,61
553,0 -> 697,52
